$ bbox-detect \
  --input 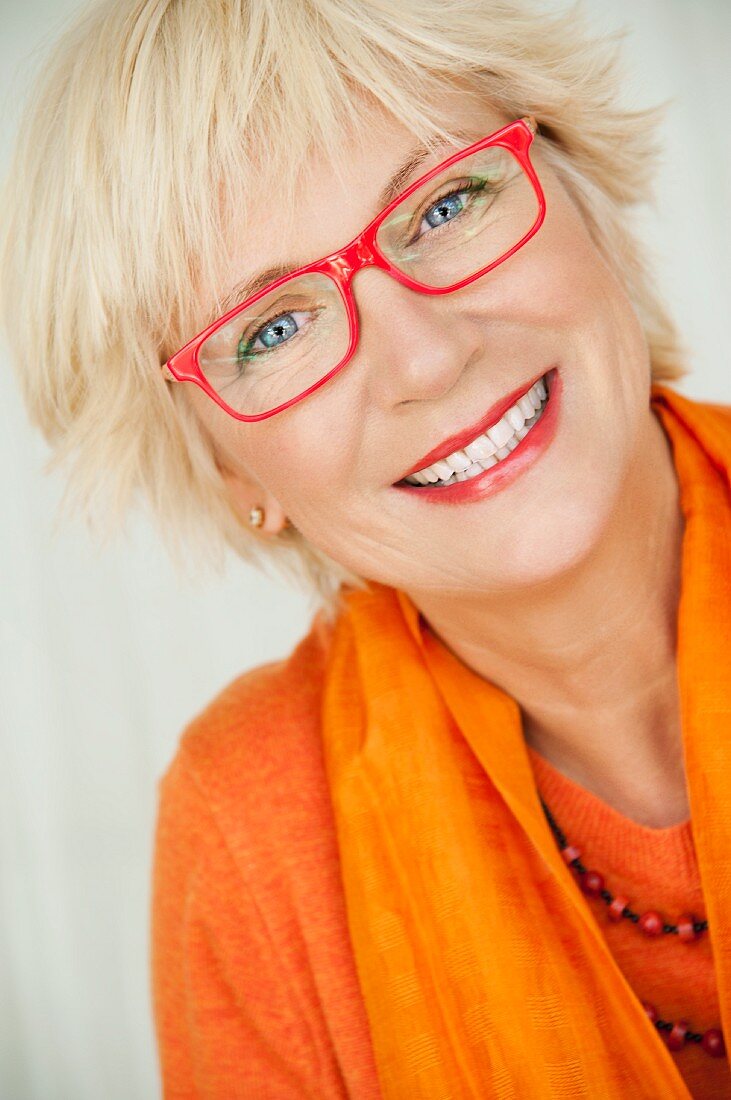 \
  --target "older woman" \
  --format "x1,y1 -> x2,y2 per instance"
2,0 -> 730,1096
